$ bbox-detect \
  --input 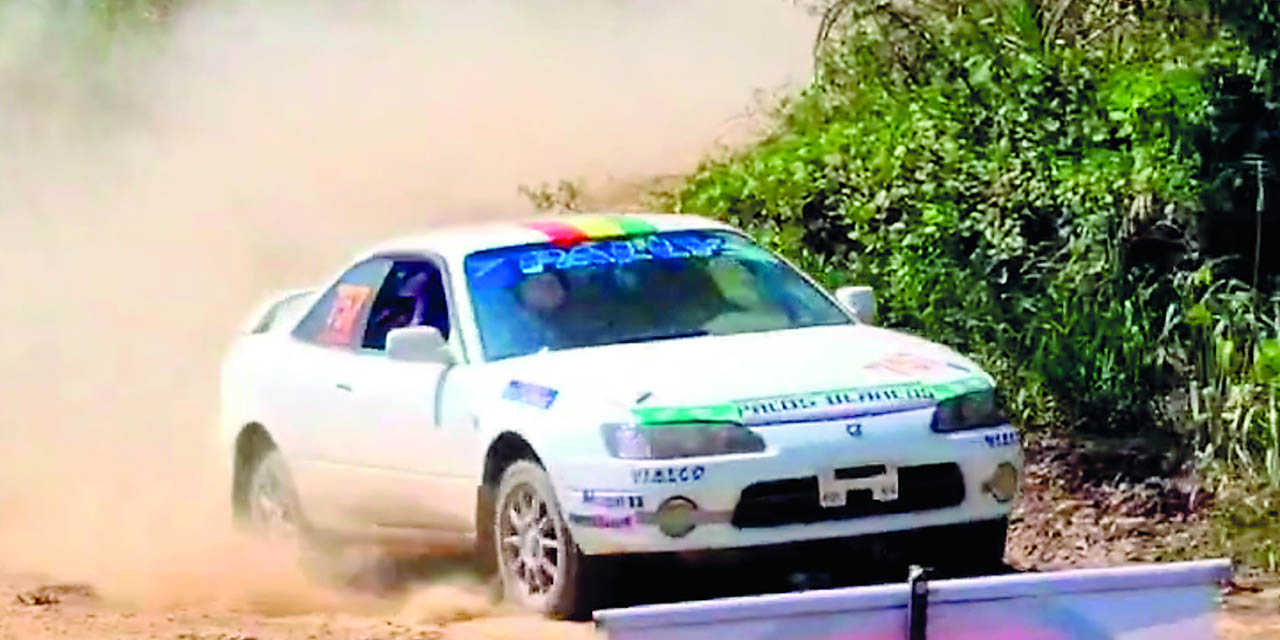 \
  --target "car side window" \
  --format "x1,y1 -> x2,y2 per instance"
361,260 -> 452,351
293,259 -> 393,349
